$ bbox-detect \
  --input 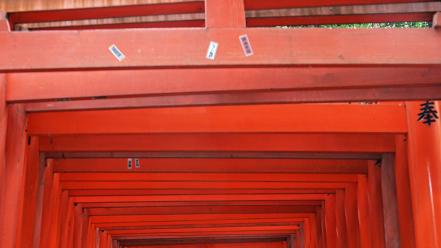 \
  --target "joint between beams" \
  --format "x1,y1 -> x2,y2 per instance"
375,158 -> 383,167
433,12 -> 441,29
0,12 -> 11,31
